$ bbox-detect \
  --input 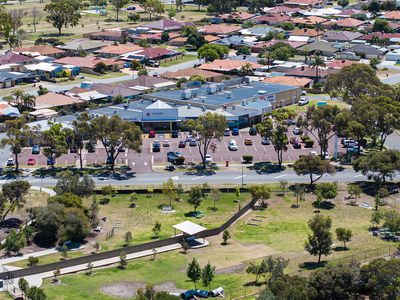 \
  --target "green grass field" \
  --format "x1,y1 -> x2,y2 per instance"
285,99 -> 351,115
160,55 -> 198,67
